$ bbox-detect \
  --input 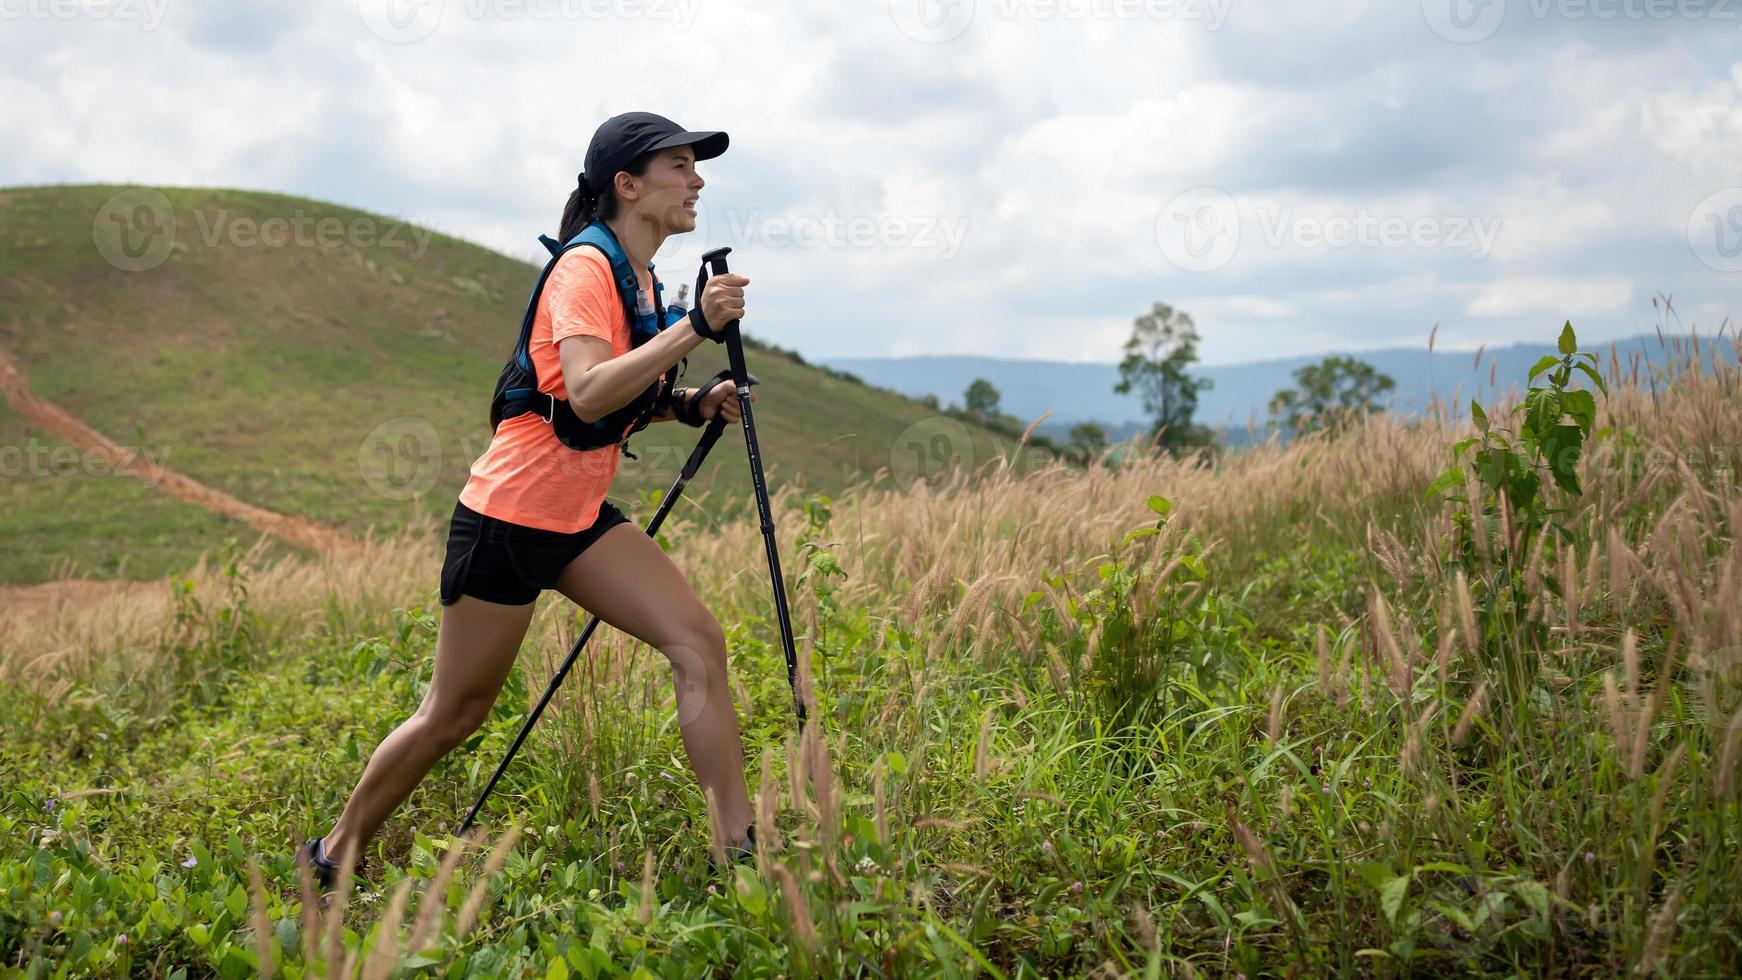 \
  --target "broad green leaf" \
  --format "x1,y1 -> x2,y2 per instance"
1573,360 -> 1609,396
275,918 -> 297,955
1471,400 -> 1489,433
1426,900 -> 1476,933
1353,861 -> 1394,893
1527,354 -> 1560,382
1540,423 -> 1584,494
1476,446 -> 1508,489
1146,495 -> 1172,517
1558,321 -> 1577,355
1523,388 -> 1560,437
1510,468 -> 1542,510
1425,466 -> 1464,499
1379,874 -> 1411,927
224,883 -> 247,919
1512,879 -> 1550,920
1562,389 -> 1596,436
